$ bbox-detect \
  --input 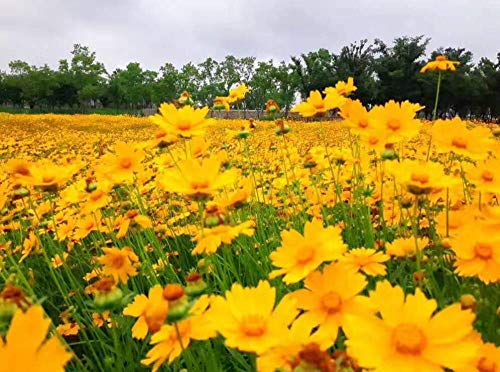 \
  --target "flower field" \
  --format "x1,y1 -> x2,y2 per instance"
0,77 -> 499,371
